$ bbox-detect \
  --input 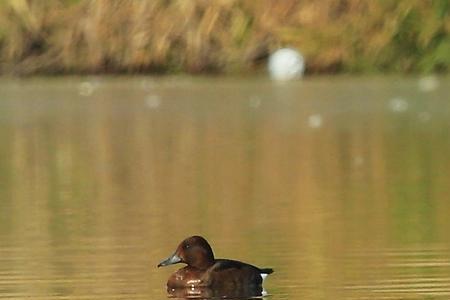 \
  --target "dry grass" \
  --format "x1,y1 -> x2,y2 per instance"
0,0 -> 449,75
